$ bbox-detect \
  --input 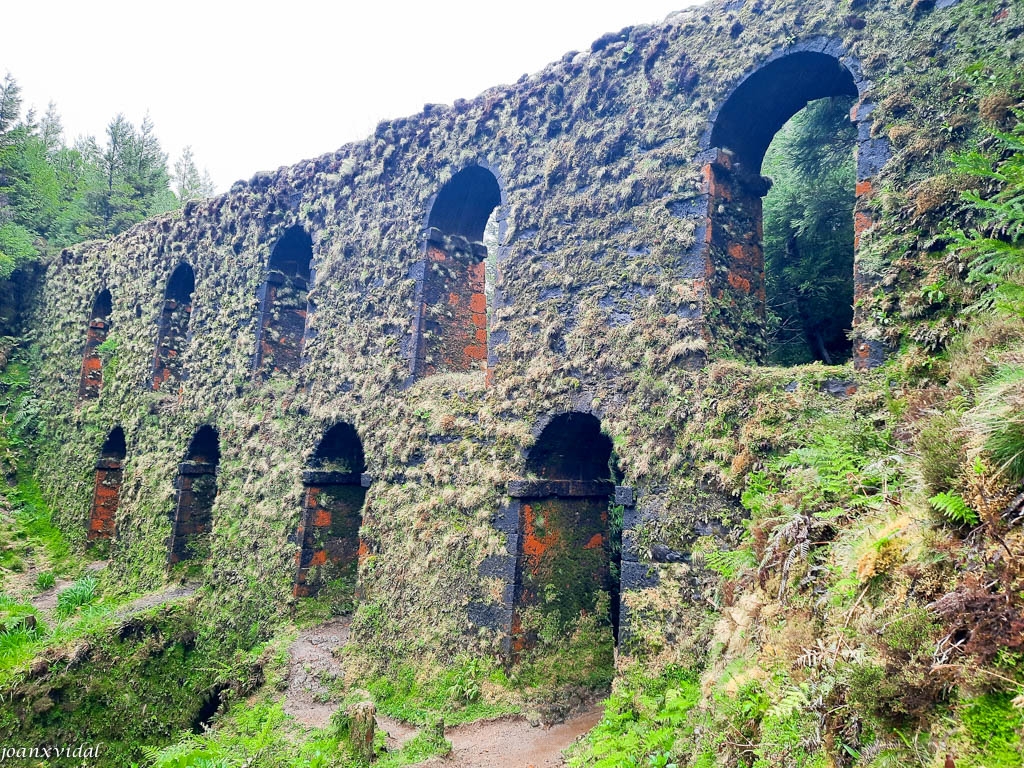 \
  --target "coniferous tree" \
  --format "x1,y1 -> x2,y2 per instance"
79,112 -> 174,237
173,145 -> 216,204
762,97 -> 857,365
